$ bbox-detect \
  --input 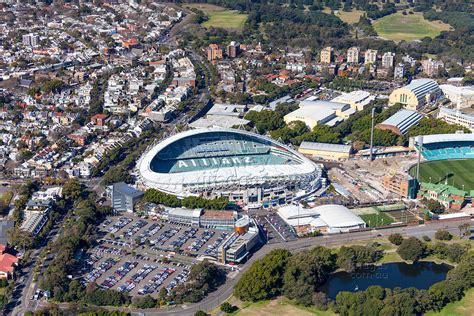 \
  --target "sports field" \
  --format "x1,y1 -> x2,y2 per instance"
410,159 -> 474,191
360,213 -> 395,227
373,12 -> 452,41
202,10 -> 248,29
